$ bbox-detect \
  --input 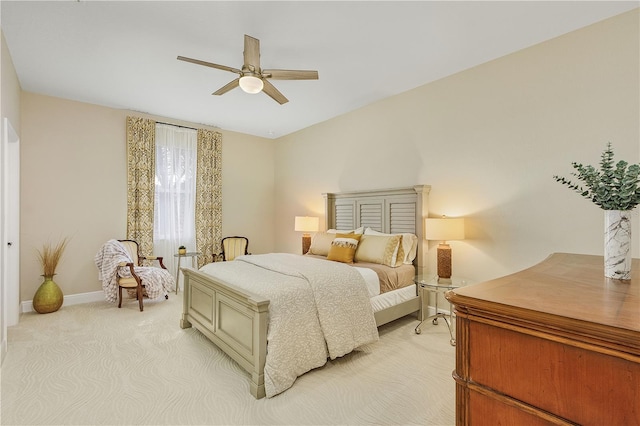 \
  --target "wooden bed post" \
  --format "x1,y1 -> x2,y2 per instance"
322,192 -> 333,232
180,268 -> 192,329
250,300 -> 269,399
413,185 -> 431,274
